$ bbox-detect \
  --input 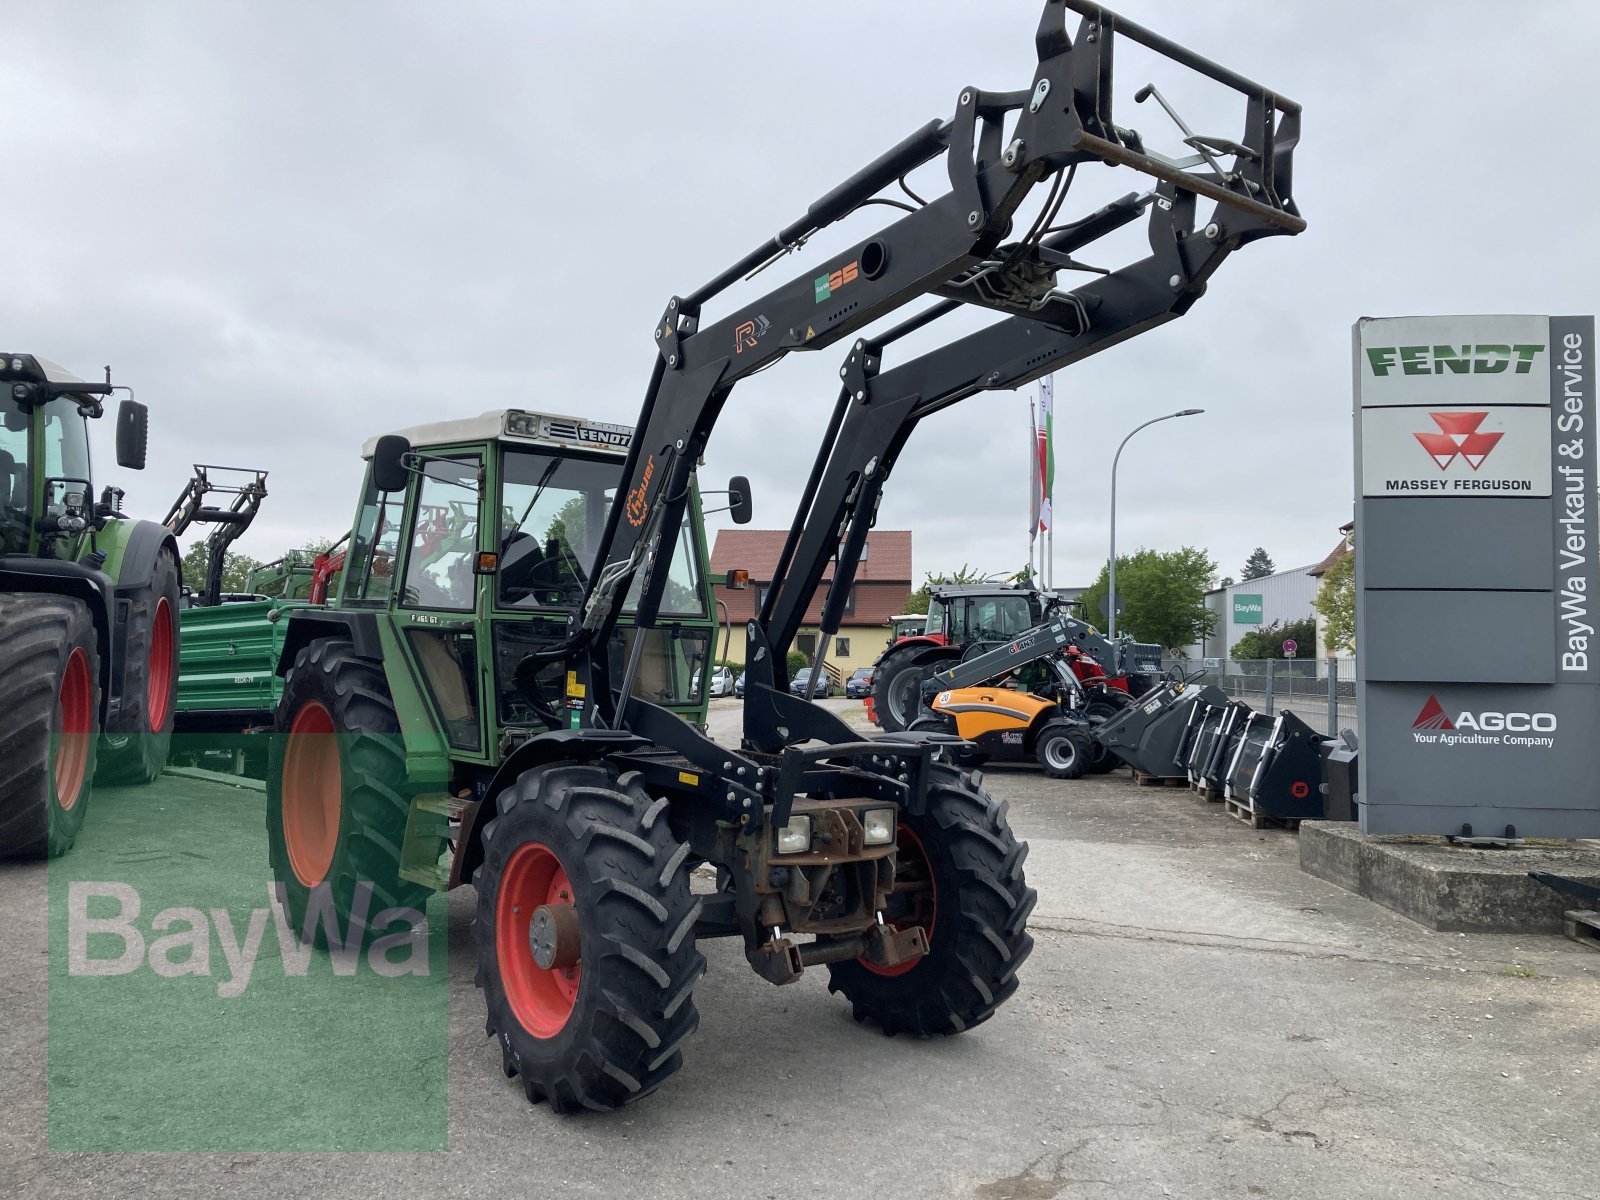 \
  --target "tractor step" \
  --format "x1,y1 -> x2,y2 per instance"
397,792 -> 467,891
